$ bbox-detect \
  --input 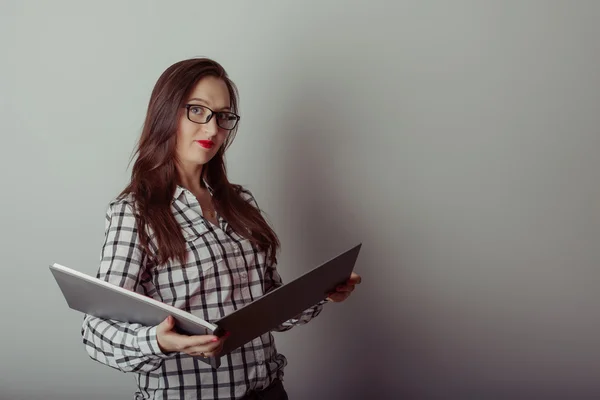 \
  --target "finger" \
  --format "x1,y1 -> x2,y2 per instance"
347,273 -> 362,285
188,349 -> 205,357
190,350 -> 214,358
328,292 -> 349,302
199,346 -> 223,358
179,335 -> 220,351
157,315 -> 176,334
205,340 -> 225,352
213,341 -> 225,355
336,284 -> 354,292
187,342 -> 222,357
203,340 -> 225,357
195,337 -> 226,352
326,289 -> 346,299
329,295 -> 345,303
